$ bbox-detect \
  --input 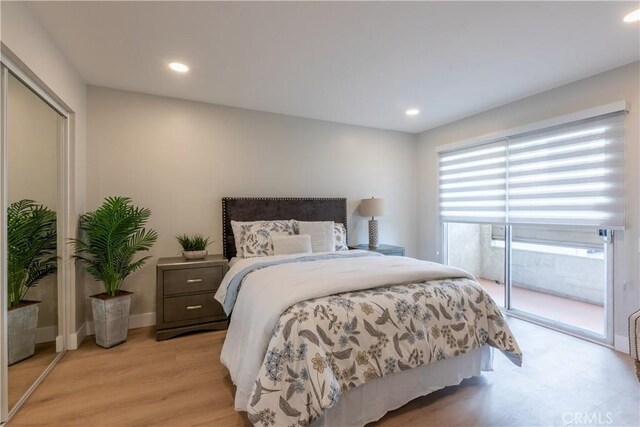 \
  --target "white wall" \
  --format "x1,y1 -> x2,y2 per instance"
418,61 -> 640,349
86,86 -> 418,316
1,1 -> 87,345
